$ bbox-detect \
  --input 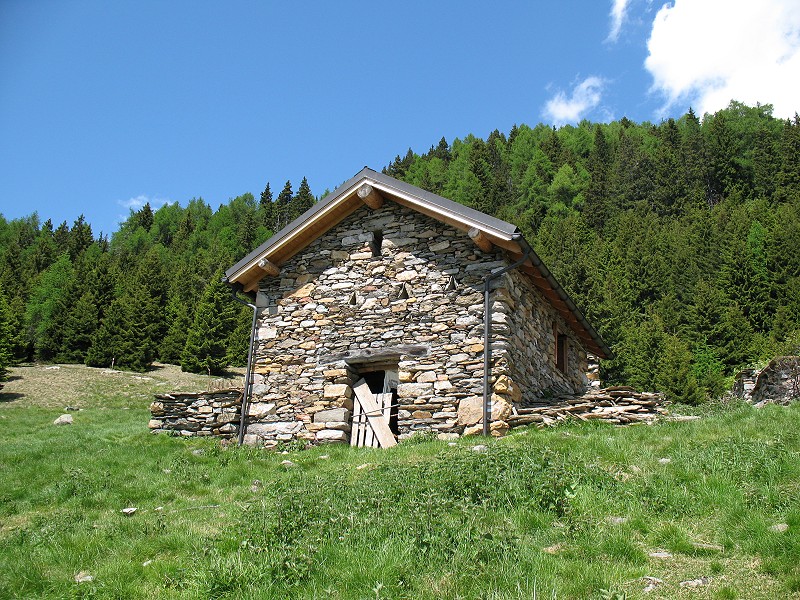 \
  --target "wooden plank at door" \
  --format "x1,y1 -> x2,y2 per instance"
351,398 -> 363,447
352,379 -> 397,448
